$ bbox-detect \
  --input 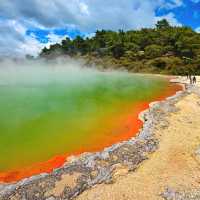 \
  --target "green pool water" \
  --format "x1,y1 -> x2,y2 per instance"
0,65 -> 174,172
